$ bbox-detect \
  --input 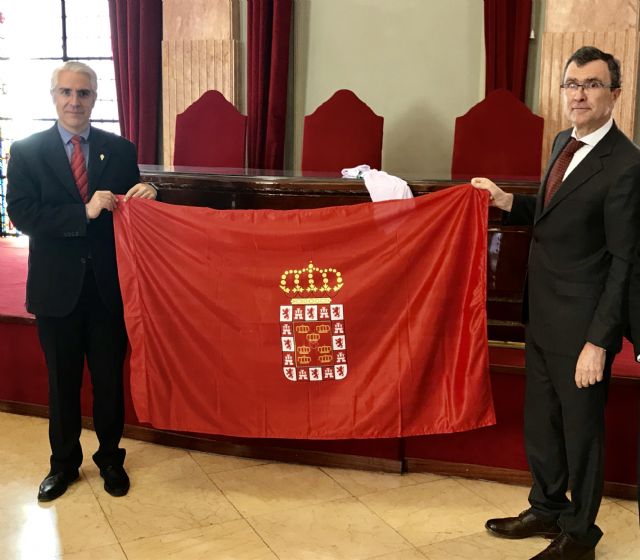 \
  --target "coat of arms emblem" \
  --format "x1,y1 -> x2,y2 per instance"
279,262 -> 347,382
